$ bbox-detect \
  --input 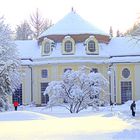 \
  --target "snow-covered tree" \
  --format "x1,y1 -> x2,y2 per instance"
15,20 -> 33,40
0,17 -> 21,111
44,67 -> 109,113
